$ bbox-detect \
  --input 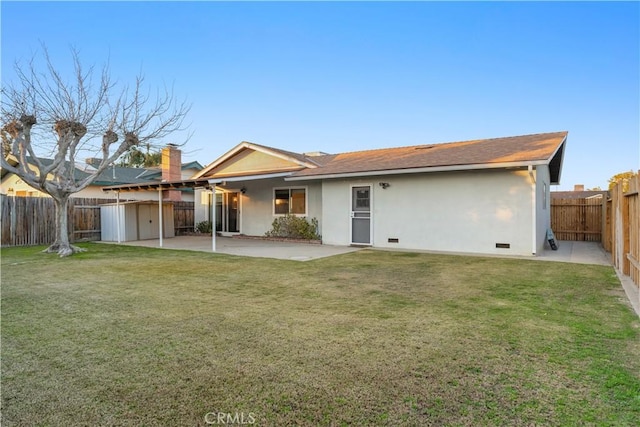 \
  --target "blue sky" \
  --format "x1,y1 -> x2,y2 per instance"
2,1 -> 638,190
